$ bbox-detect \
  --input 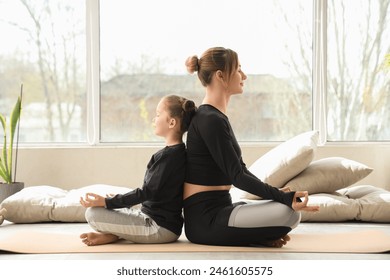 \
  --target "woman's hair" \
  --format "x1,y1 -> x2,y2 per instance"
185,47 -> 239,87
163,95 -> 197,134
